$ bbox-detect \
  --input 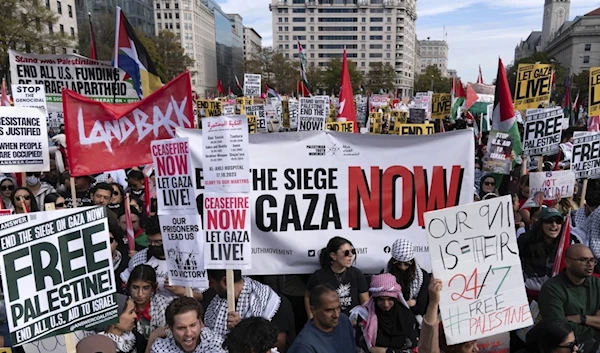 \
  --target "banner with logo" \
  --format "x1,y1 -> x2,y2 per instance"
63,72 -> 193,176
0,207 -> 116,346
0,107 -> 50,173
177,129 -> 475,275
514,64 -> 552,110
431,93 -> 451,119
